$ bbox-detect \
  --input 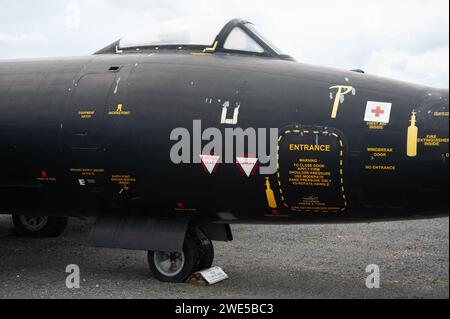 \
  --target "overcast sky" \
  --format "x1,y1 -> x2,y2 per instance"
0,0 -> 448,88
